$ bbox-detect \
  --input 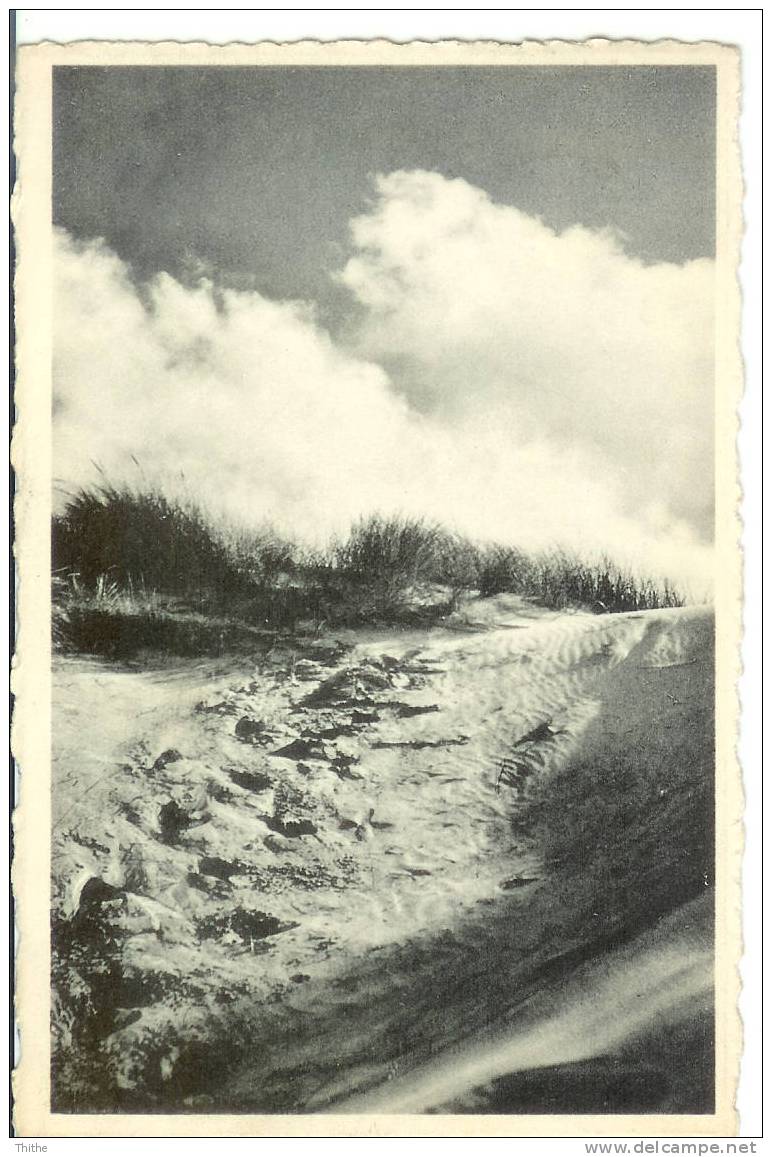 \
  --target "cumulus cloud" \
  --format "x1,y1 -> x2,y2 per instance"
54,229 -> 428,537
339,171 -> 715,542
53,171 -> 715,592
